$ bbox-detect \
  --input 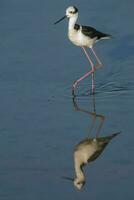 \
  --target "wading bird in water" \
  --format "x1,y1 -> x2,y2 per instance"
54,6 -> 111,96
